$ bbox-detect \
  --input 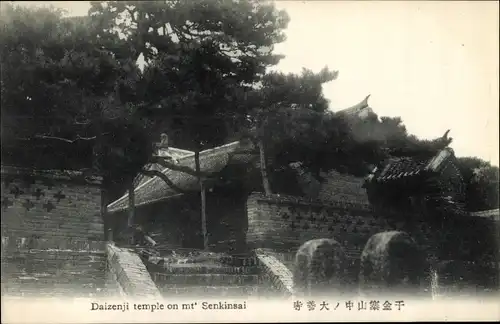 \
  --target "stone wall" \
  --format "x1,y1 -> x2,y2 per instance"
1,166 -> 106,297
